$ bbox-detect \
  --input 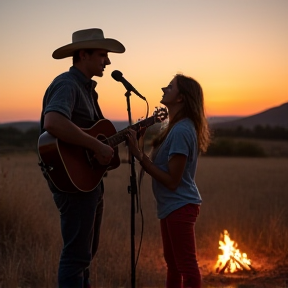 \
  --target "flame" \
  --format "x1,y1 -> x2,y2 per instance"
215,230 -> 252,273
